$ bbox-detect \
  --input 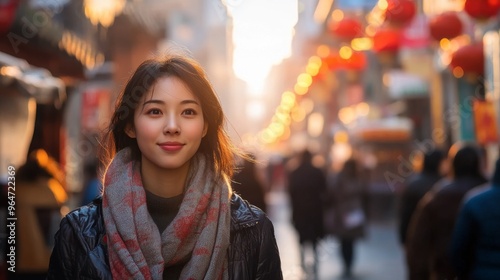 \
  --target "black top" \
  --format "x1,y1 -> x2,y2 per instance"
145,189 -> 184,279
145,189 -> 183,233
